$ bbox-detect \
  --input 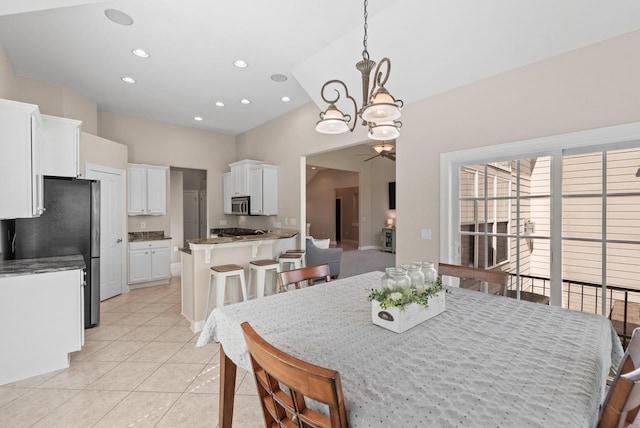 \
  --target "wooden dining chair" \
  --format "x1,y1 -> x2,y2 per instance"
438,263 -> 508,296
277,263 -> 331,293
599,366 -> 640,427
600,328 -> 640,427
241,322 -> 348,428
